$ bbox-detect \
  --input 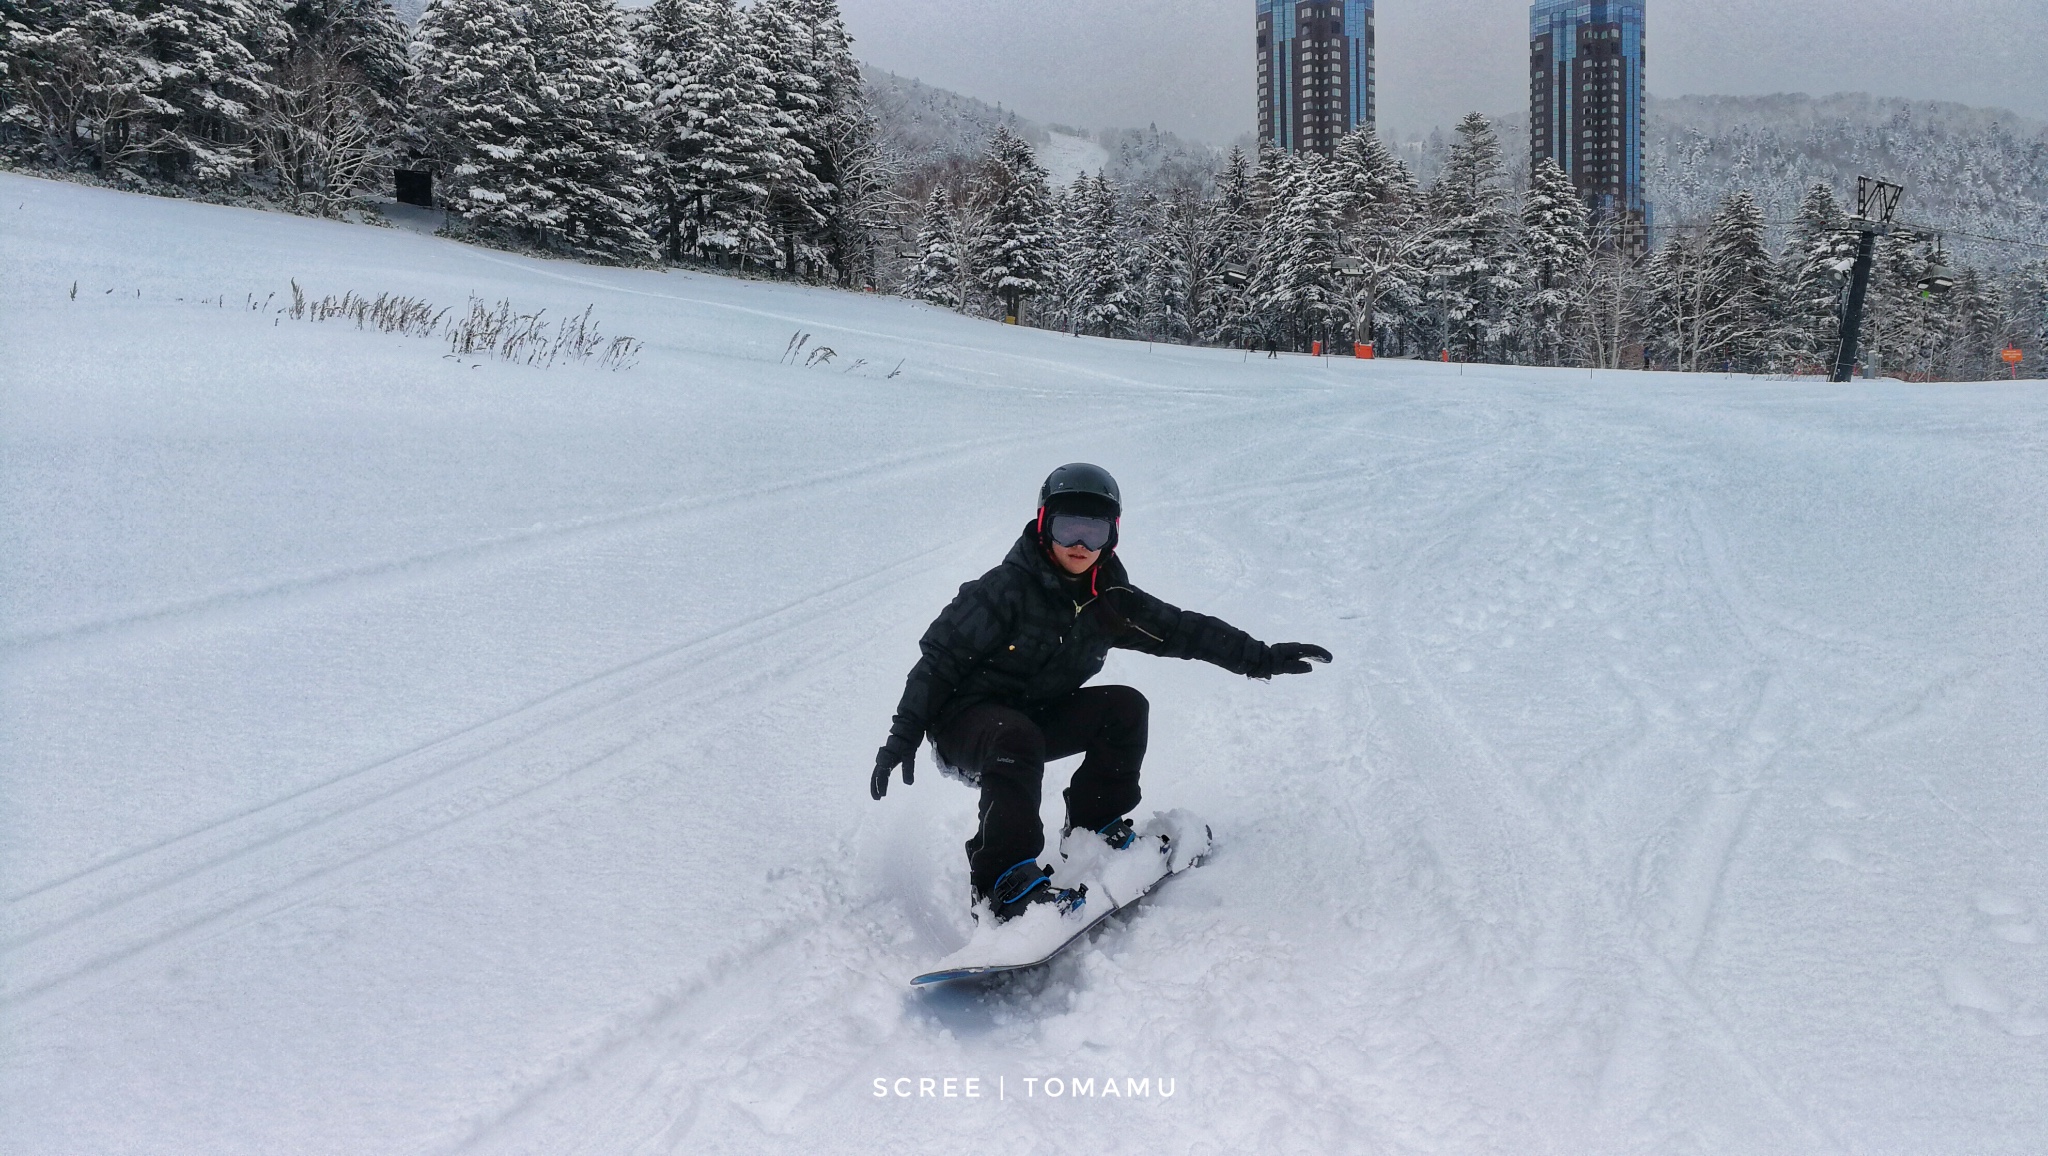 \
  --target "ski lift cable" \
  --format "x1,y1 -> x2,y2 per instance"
1933,227 -> 2048,252
1646,218 -> 2048,251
